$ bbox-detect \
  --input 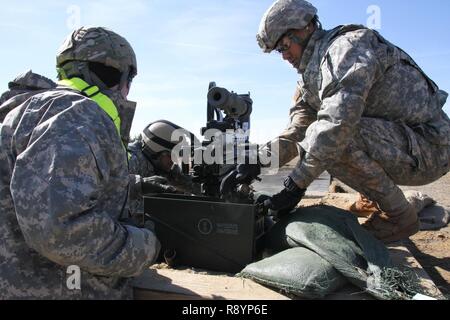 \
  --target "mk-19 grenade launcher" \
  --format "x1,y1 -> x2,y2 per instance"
190,82 -> 255,200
